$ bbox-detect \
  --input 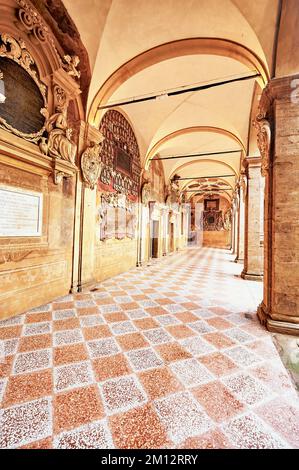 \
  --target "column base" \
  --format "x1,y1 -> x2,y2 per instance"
241,270 -> 263,282
70,284 -> 78,294
267,319 -> 299,336
77,278 -> 97,293
234,256 -> 244,264
257,302 -> 299,336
